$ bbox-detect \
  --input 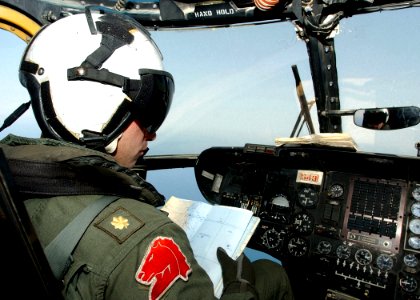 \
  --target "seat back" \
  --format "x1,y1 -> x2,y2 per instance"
0,149 -> 63,299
